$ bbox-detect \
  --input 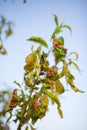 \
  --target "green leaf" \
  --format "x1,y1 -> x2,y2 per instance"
53,14 -> 59,26
27,36 -> 48,48
52,27 -> 62,38
55,80 -> 65,94
58,36 -> 64,45
13,81 -> 21,88
60,24 -> 72,33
